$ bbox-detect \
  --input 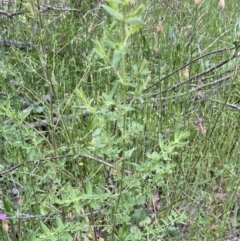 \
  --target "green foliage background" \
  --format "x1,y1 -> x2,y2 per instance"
0,0 -> 239,240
